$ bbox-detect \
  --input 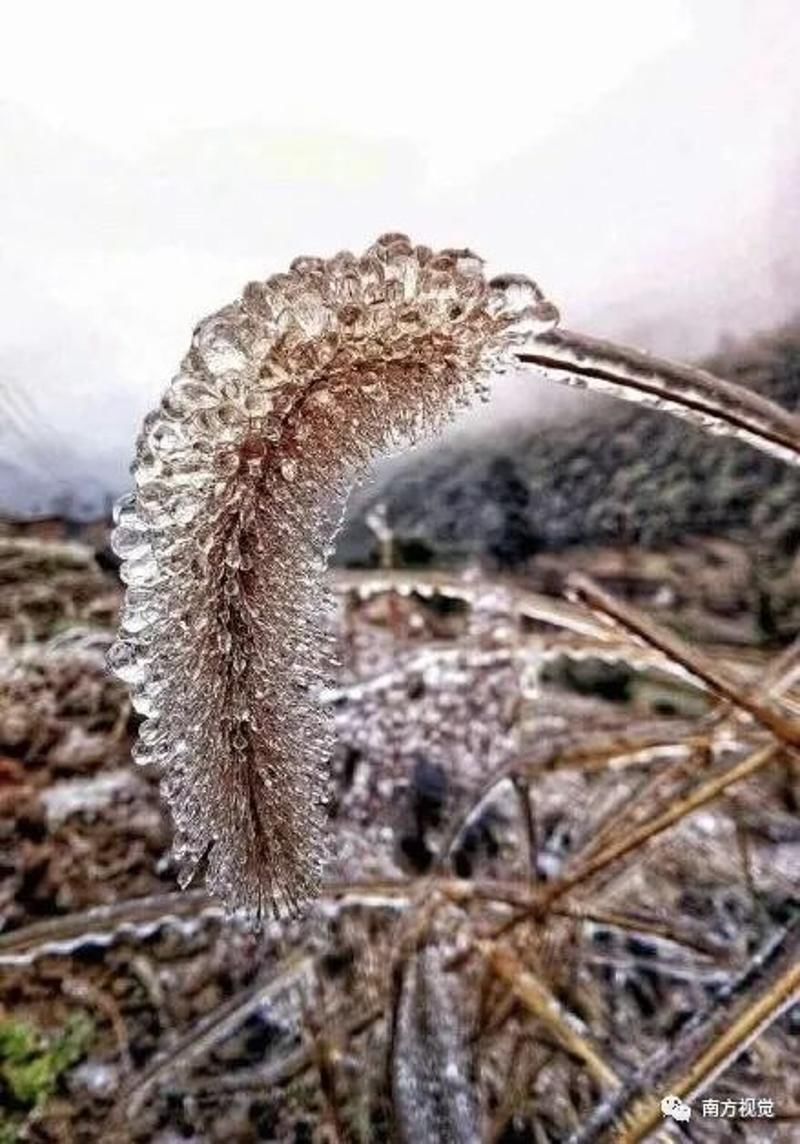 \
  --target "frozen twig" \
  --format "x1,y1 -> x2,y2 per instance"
0,892 -> 219,966
517,328 -> 800,467
112,952 -> 312,1120
541,742 -> 781,907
